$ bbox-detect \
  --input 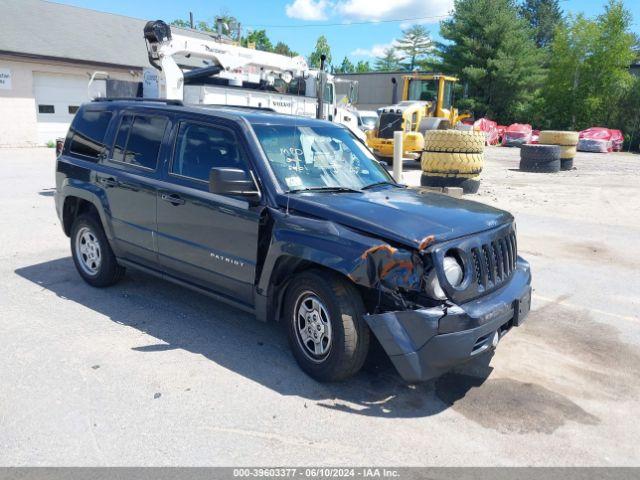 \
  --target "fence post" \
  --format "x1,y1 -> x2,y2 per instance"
393,131 -> 403,182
